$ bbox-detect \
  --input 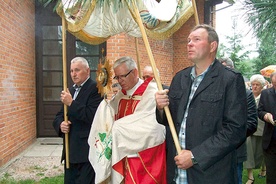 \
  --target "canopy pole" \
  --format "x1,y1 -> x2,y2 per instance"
131,0 -> 181,154
192,0 -> 200,25
135,38 -> 142,78
62,15 -> 70,169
